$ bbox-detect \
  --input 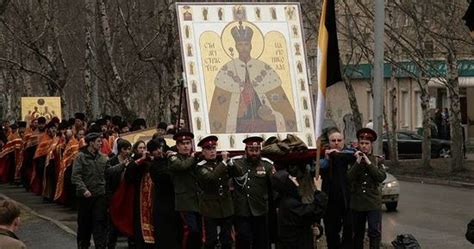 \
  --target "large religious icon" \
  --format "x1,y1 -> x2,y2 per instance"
177,3 -> 316,151
208,21 -> 297,133
21,97 -> 62,123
